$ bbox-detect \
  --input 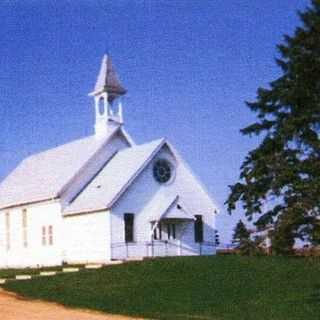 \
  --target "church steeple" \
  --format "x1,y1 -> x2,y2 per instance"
89,54 -> 127,138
